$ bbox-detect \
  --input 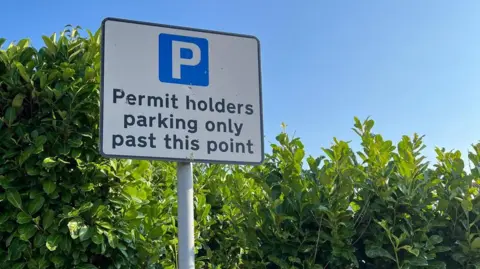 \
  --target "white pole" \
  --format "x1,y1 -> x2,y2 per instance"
176,162 -> 195,269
